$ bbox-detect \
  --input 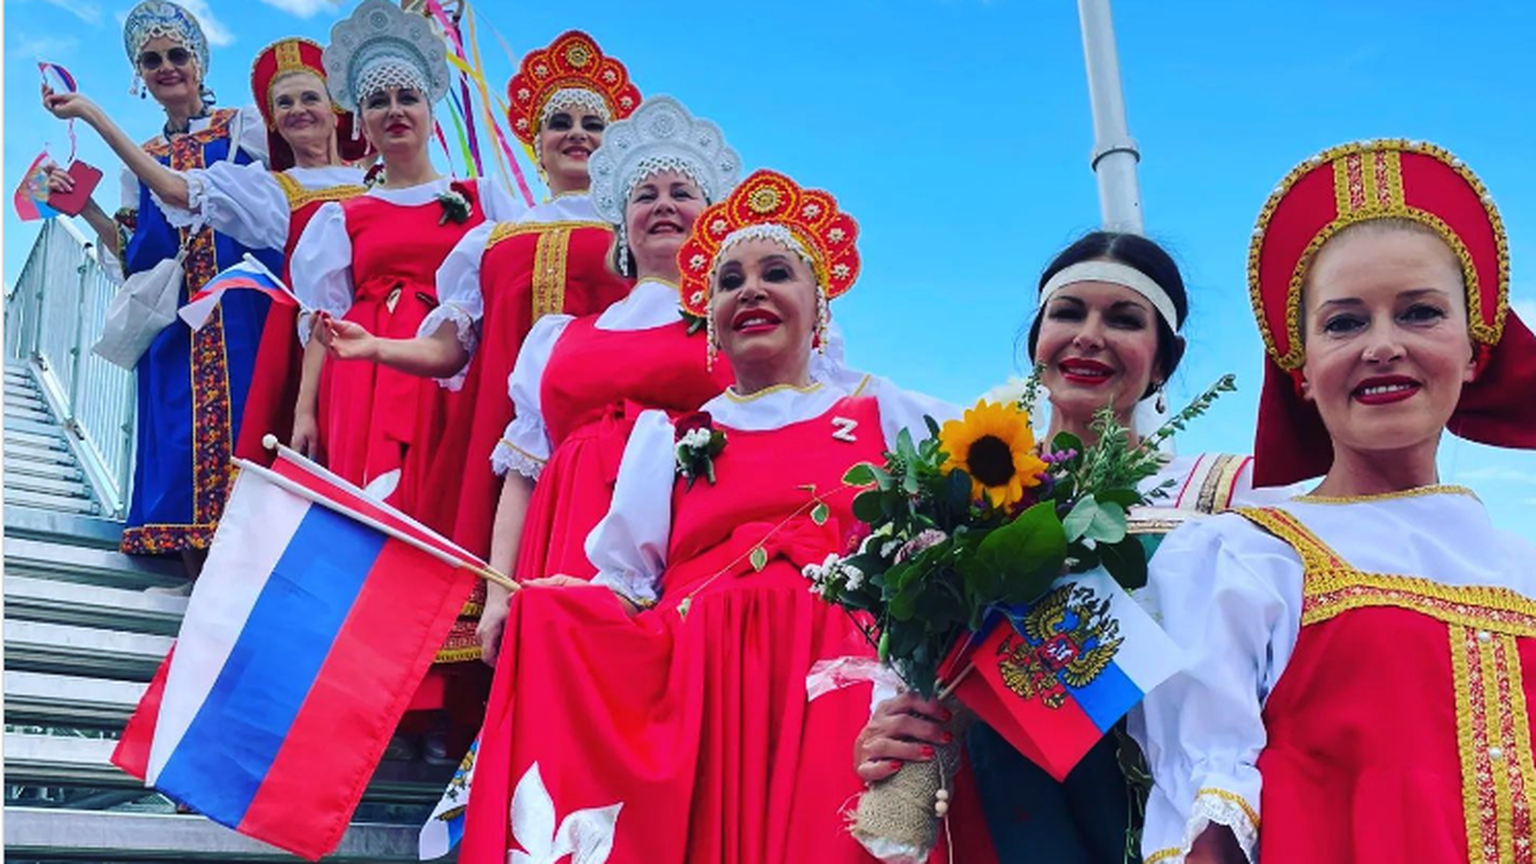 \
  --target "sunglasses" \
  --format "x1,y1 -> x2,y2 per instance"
139,47 -> 193,71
